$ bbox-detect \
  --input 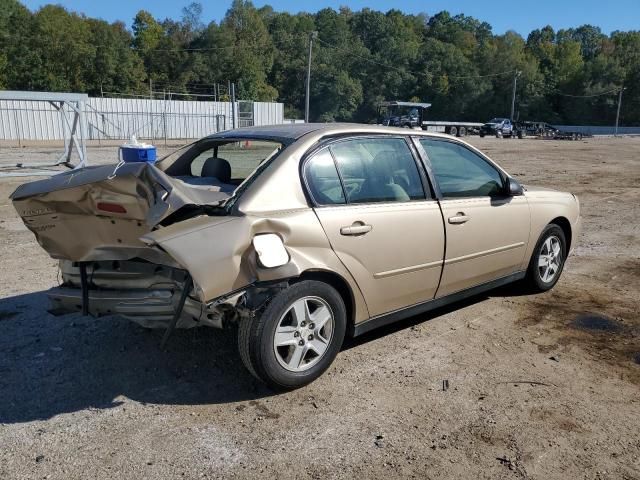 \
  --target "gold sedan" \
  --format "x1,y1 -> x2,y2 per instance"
12,124 -> 581,389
